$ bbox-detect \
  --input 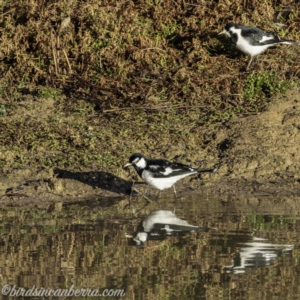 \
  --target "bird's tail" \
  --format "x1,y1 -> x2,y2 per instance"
197,168 -> 217,173
279,38 -> 300,46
